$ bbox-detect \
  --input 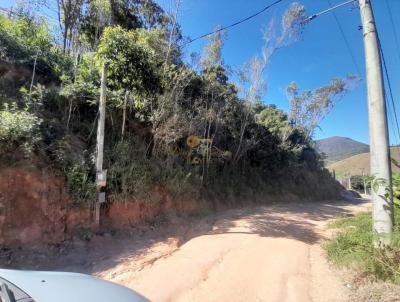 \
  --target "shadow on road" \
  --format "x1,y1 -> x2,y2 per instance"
209,199 -> 369,244
0,198 -> 369,277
